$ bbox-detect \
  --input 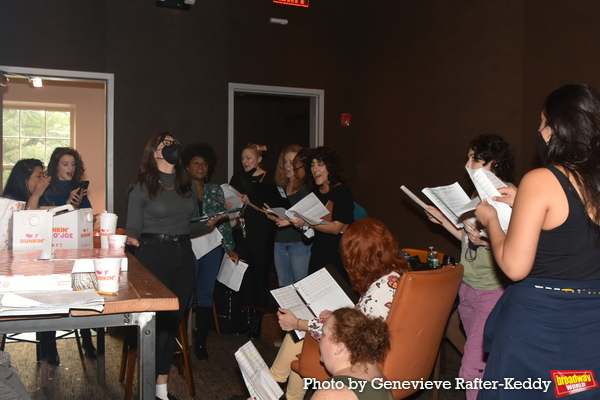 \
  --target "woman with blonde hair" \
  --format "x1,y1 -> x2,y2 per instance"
229,143 -> 276,339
